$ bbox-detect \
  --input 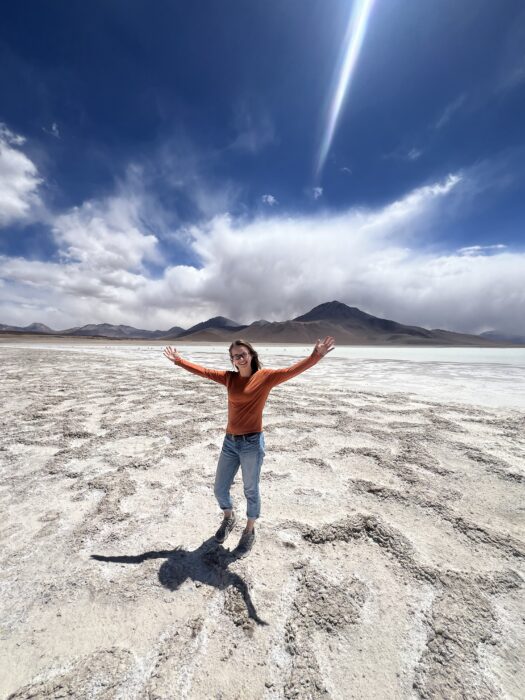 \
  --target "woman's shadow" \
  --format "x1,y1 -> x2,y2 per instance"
91,537 -> 268,625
